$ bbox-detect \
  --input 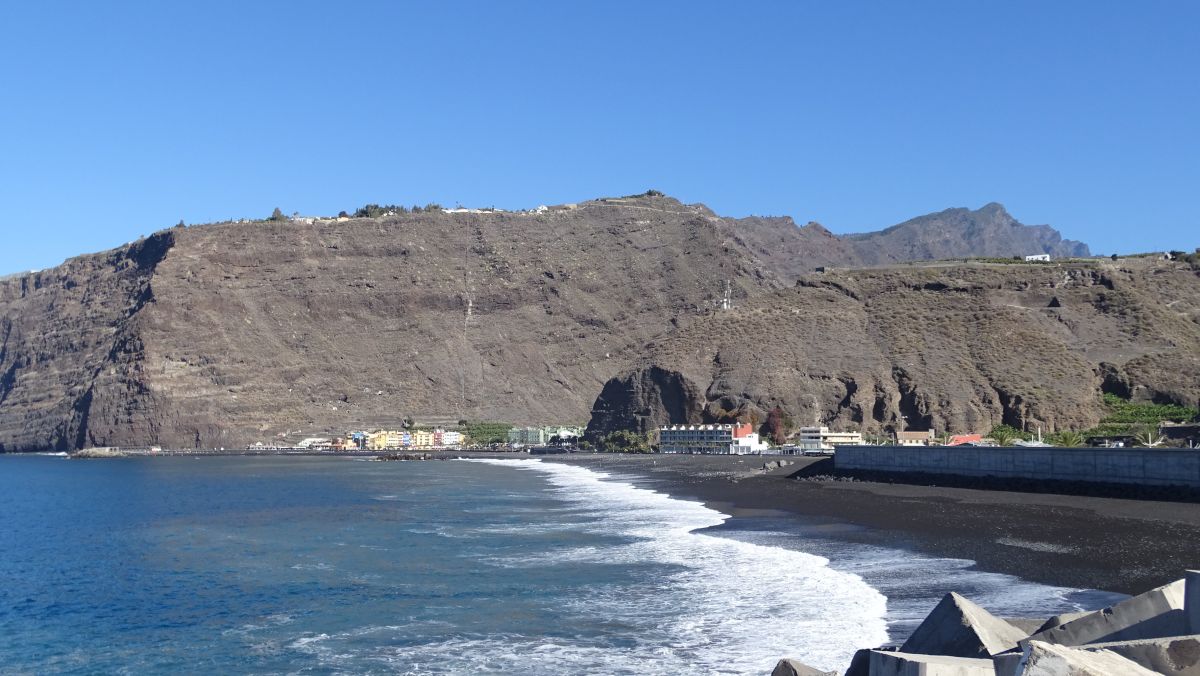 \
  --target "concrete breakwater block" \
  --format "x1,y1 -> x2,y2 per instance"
995,635 -> 1200,676
1188,570 -> 1200,634
1024,578 -> 1187,647
1017,640 -> 1160,675
1077,634 -> 1200,675
769,657 -> 835,676
867,650 -> 994,676
900,592 -> 1029,658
